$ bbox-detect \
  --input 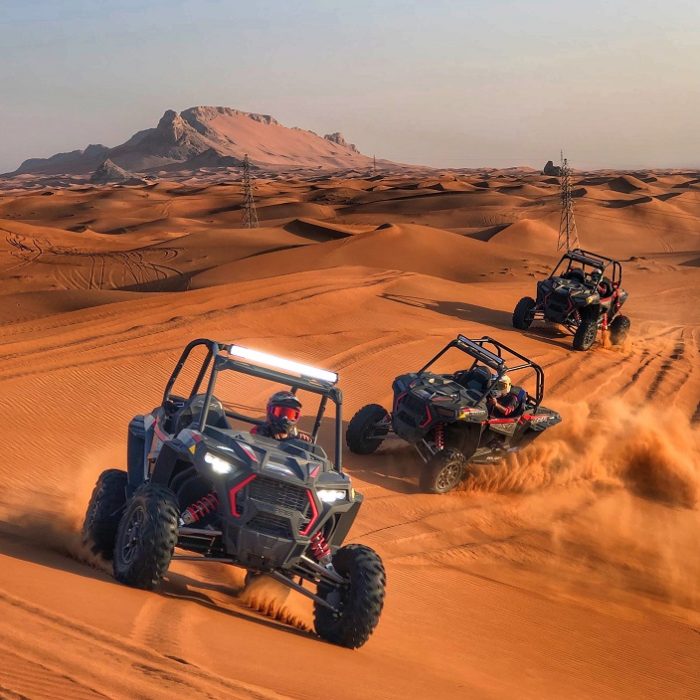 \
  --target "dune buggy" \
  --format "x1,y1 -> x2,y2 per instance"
512,248 -> 630,351
82,340 -> 385,649
346,335 -> 561,493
